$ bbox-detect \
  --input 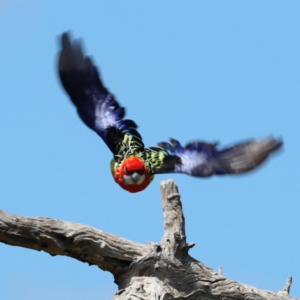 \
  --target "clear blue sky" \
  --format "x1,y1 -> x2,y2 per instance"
0,1 -> 299,299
